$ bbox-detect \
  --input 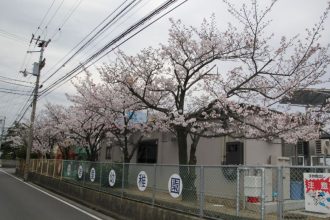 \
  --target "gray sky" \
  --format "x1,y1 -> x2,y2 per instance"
0,0 -> 329,128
